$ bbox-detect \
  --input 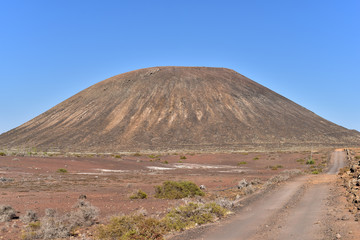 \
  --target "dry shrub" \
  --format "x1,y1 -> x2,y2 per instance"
0,205 -> 17,222
338,166 -> 350,175
163,202 -> 227,231
21,200 -> 98,239
70,199 -> 99,227
21,210 -> 38,224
